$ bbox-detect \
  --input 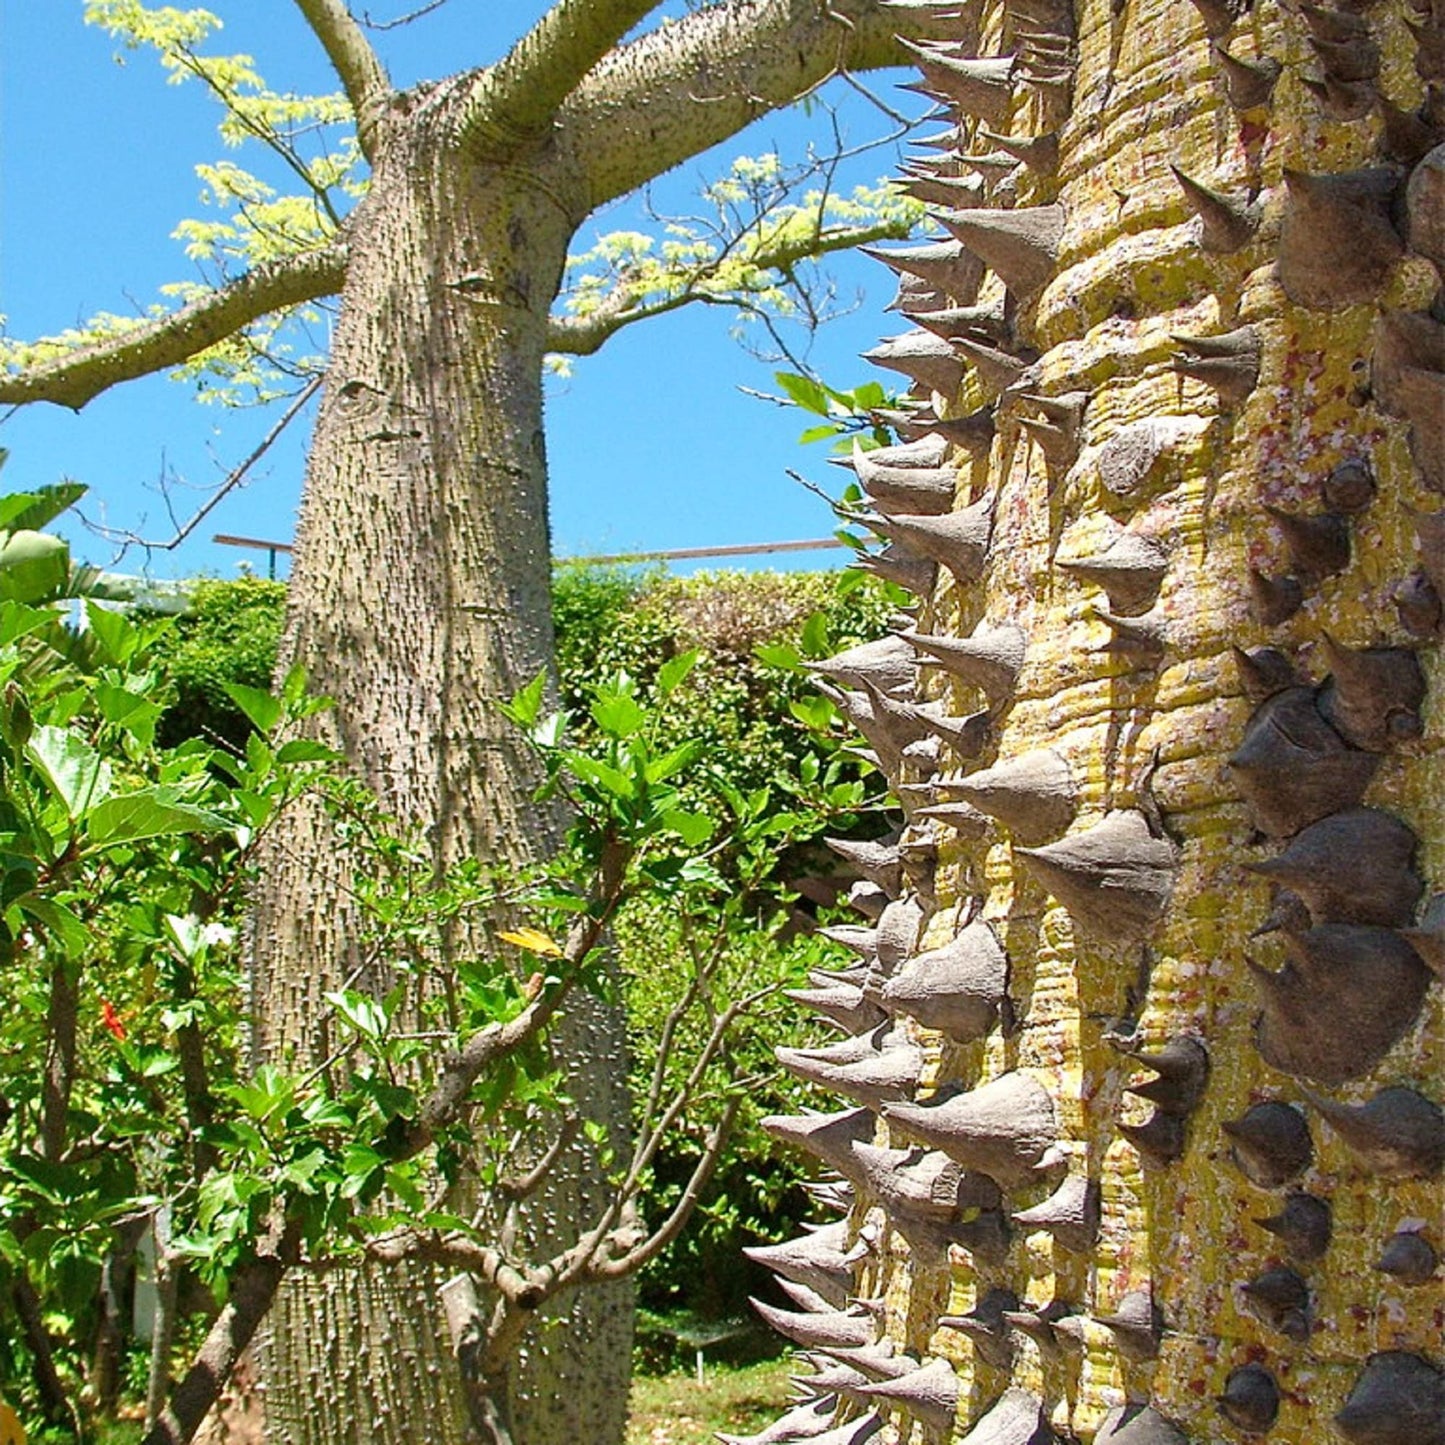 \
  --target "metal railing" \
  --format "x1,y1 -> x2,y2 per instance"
212,532 -> 848,577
